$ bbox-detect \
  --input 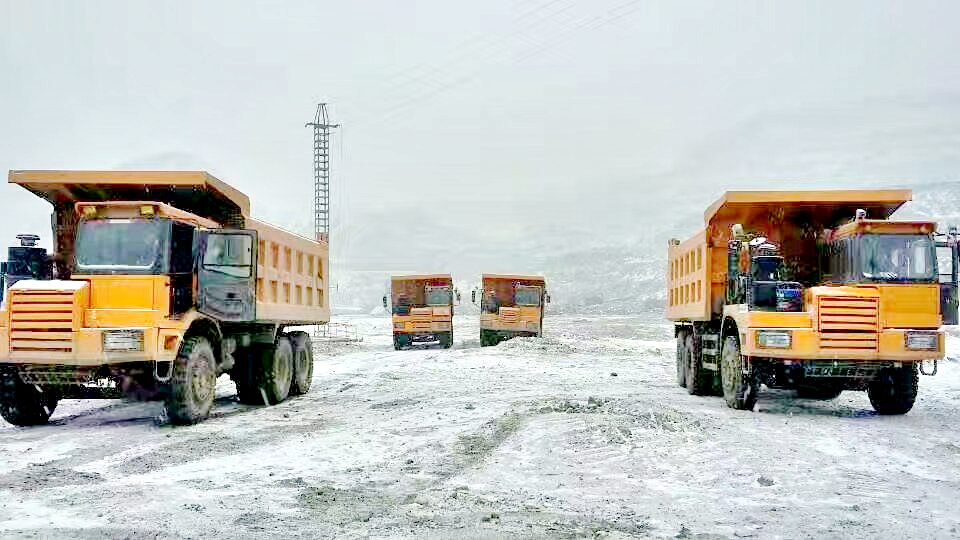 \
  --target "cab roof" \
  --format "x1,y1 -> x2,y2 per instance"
9,170 -> 250,223
704,189 -> 912,230
482,273 -> 546,282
